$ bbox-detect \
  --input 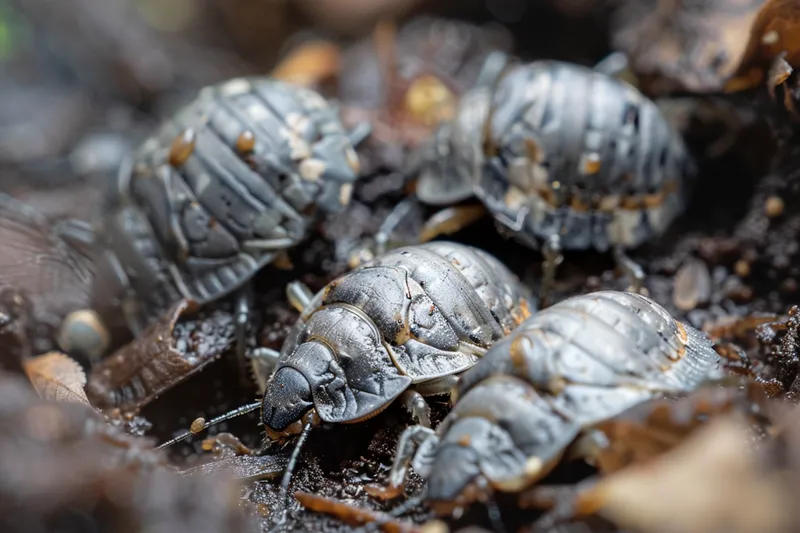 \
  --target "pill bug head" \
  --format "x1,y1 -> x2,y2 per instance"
260,342 -> 328,440
261,367 -> 314,435
424,415 -> 539,516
